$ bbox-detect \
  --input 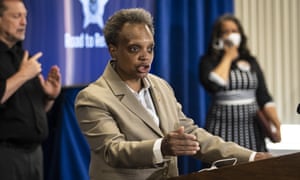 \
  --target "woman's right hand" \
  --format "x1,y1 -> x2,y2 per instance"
223,44 -> 239,62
